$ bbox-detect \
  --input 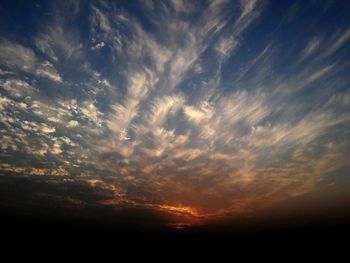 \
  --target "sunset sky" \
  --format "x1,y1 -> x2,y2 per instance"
0,0 -> 350,231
